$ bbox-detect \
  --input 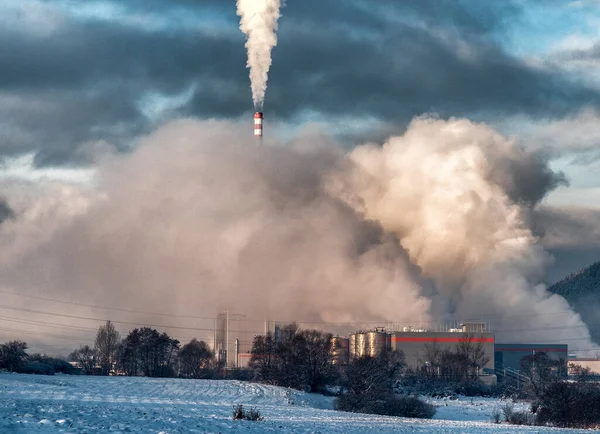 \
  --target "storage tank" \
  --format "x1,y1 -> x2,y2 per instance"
331,336 -> 350,365
356,333 -> 366,358
349,334 -> 356,359
365,330 -> 388,357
